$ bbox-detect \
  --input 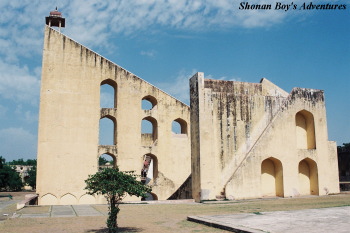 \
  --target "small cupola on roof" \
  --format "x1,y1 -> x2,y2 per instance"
45,7 -> 65,29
